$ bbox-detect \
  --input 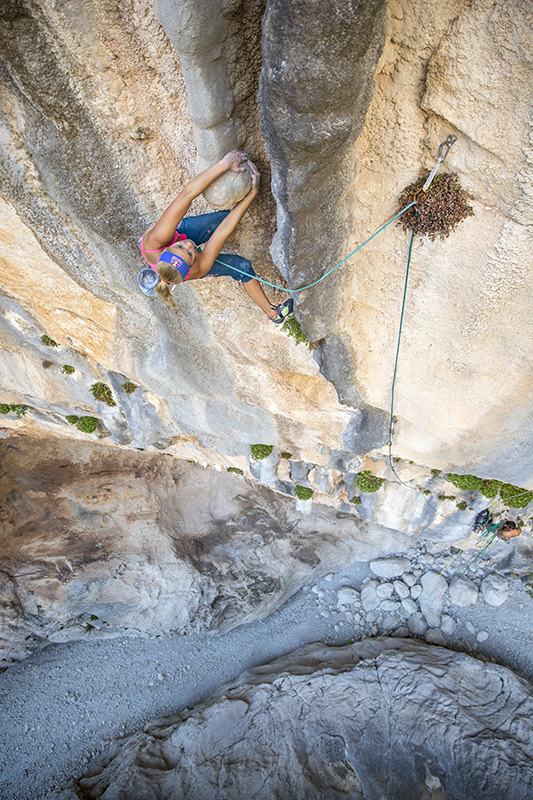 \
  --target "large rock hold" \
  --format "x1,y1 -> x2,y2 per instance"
55,639 -> 533,800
